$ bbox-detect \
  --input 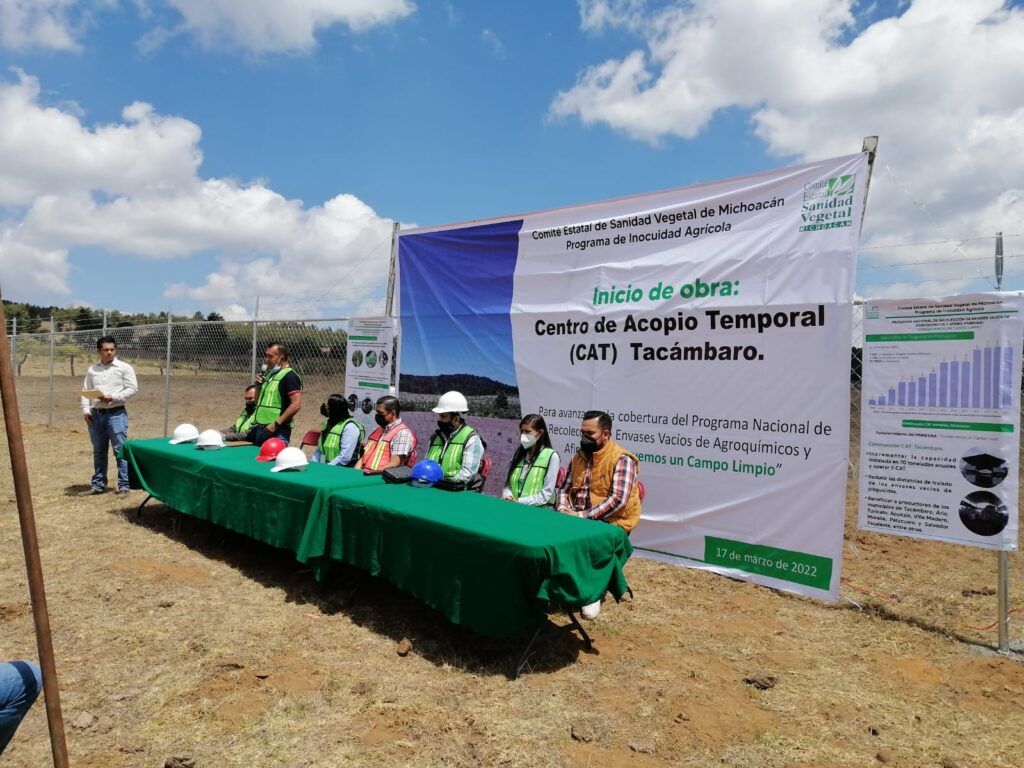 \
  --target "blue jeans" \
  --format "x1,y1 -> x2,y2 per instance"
0,661 -> 41,755
247,423 -> 291,447
89,408 -> 129,491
